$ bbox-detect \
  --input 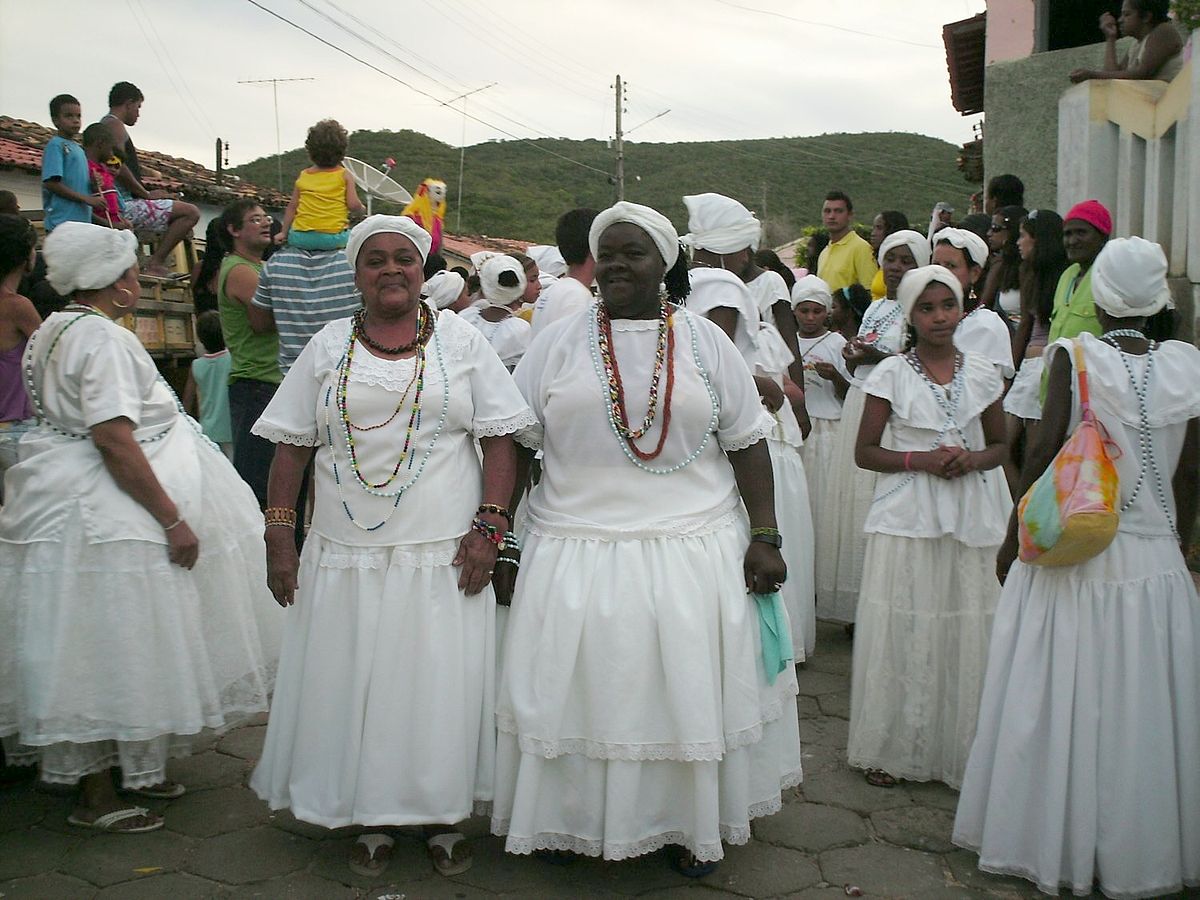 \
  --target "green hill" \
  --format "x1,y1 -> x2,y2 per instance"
234,130 -> 975,246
